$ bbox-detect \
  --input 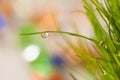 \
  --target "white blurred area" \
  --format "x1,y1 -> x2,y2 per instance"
22,45 -> 41,62
0,0 -> 95,80
0,28 -> 31,80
